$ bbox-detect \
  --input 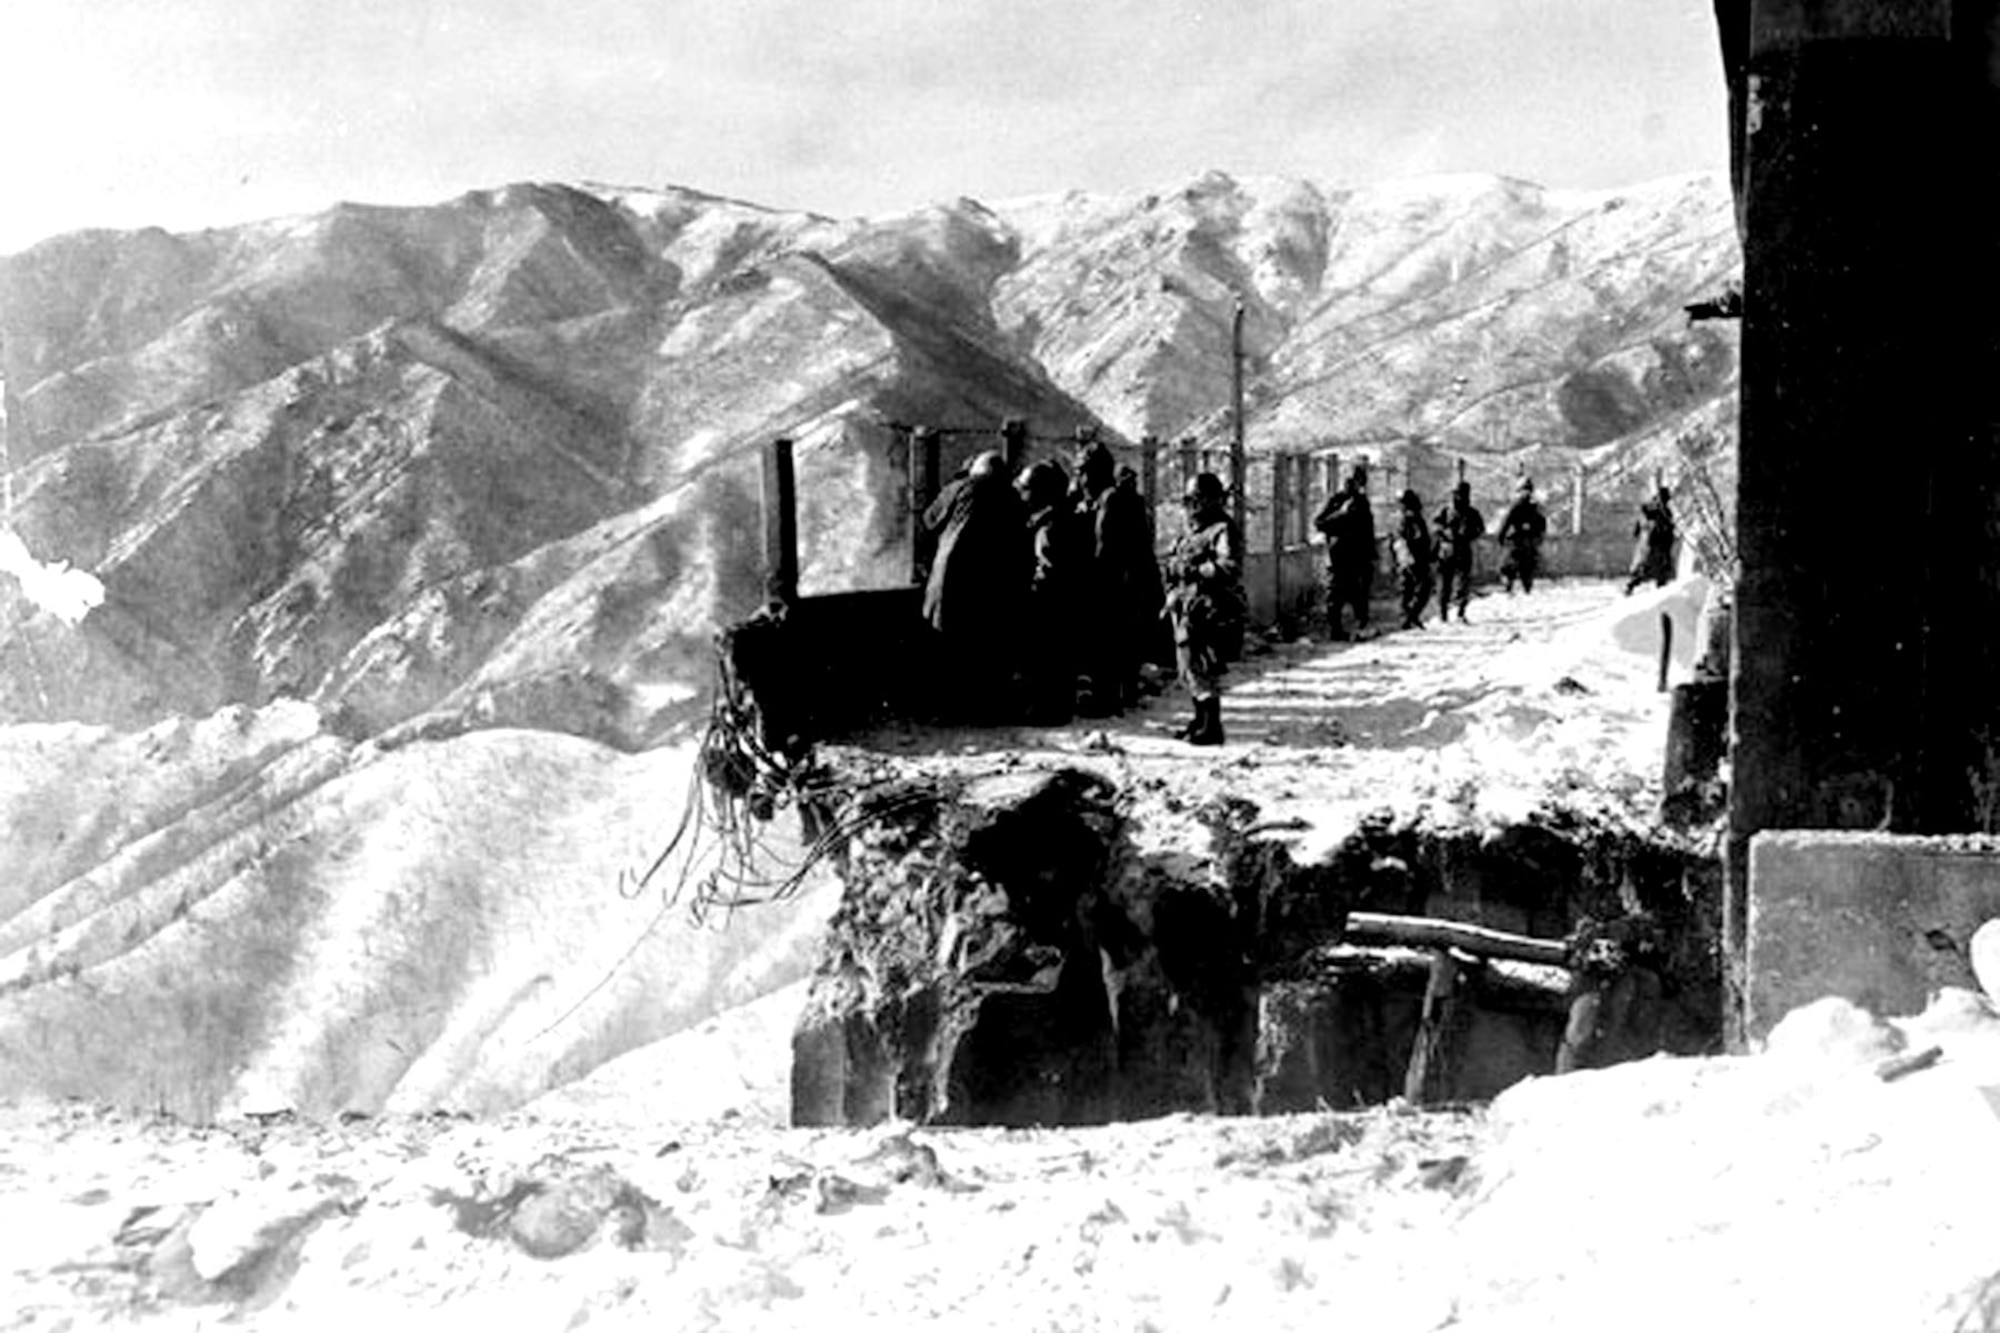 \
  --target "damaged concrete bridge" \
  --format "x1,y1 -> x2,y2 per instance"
770,577 -> 1727,1126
